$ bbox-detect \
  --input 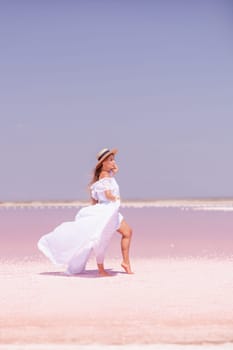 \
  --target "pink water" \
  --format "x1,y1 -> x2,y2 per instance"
0,206 -> 232,259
